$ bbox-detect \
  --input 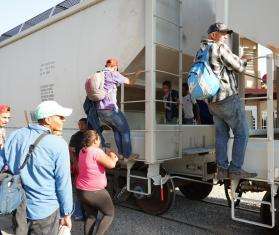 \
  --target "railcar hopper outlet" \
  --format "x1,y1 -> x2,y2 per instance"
0,0 -> 279,230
